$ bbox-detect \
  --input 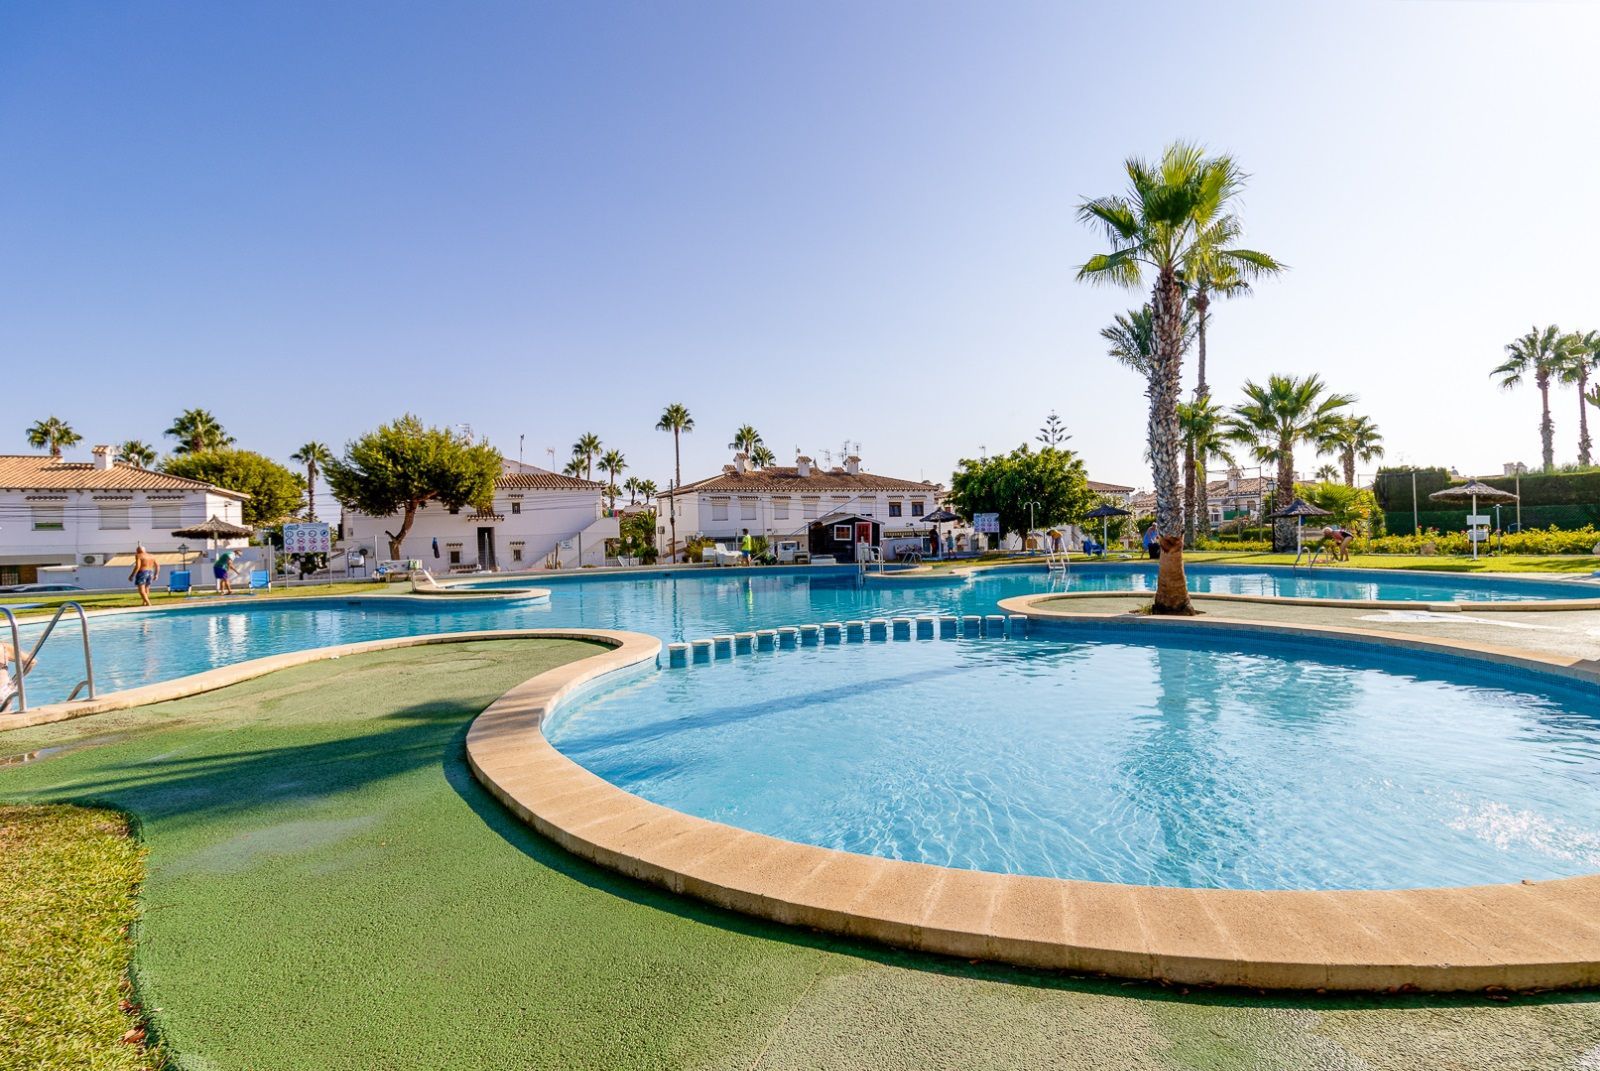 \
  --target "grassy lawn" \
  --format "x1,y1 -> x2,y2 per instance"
0,581 -> 401,619
924,551 -> 1600,575
1,804 -> 154,1071
4,640 -> 1600,1069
